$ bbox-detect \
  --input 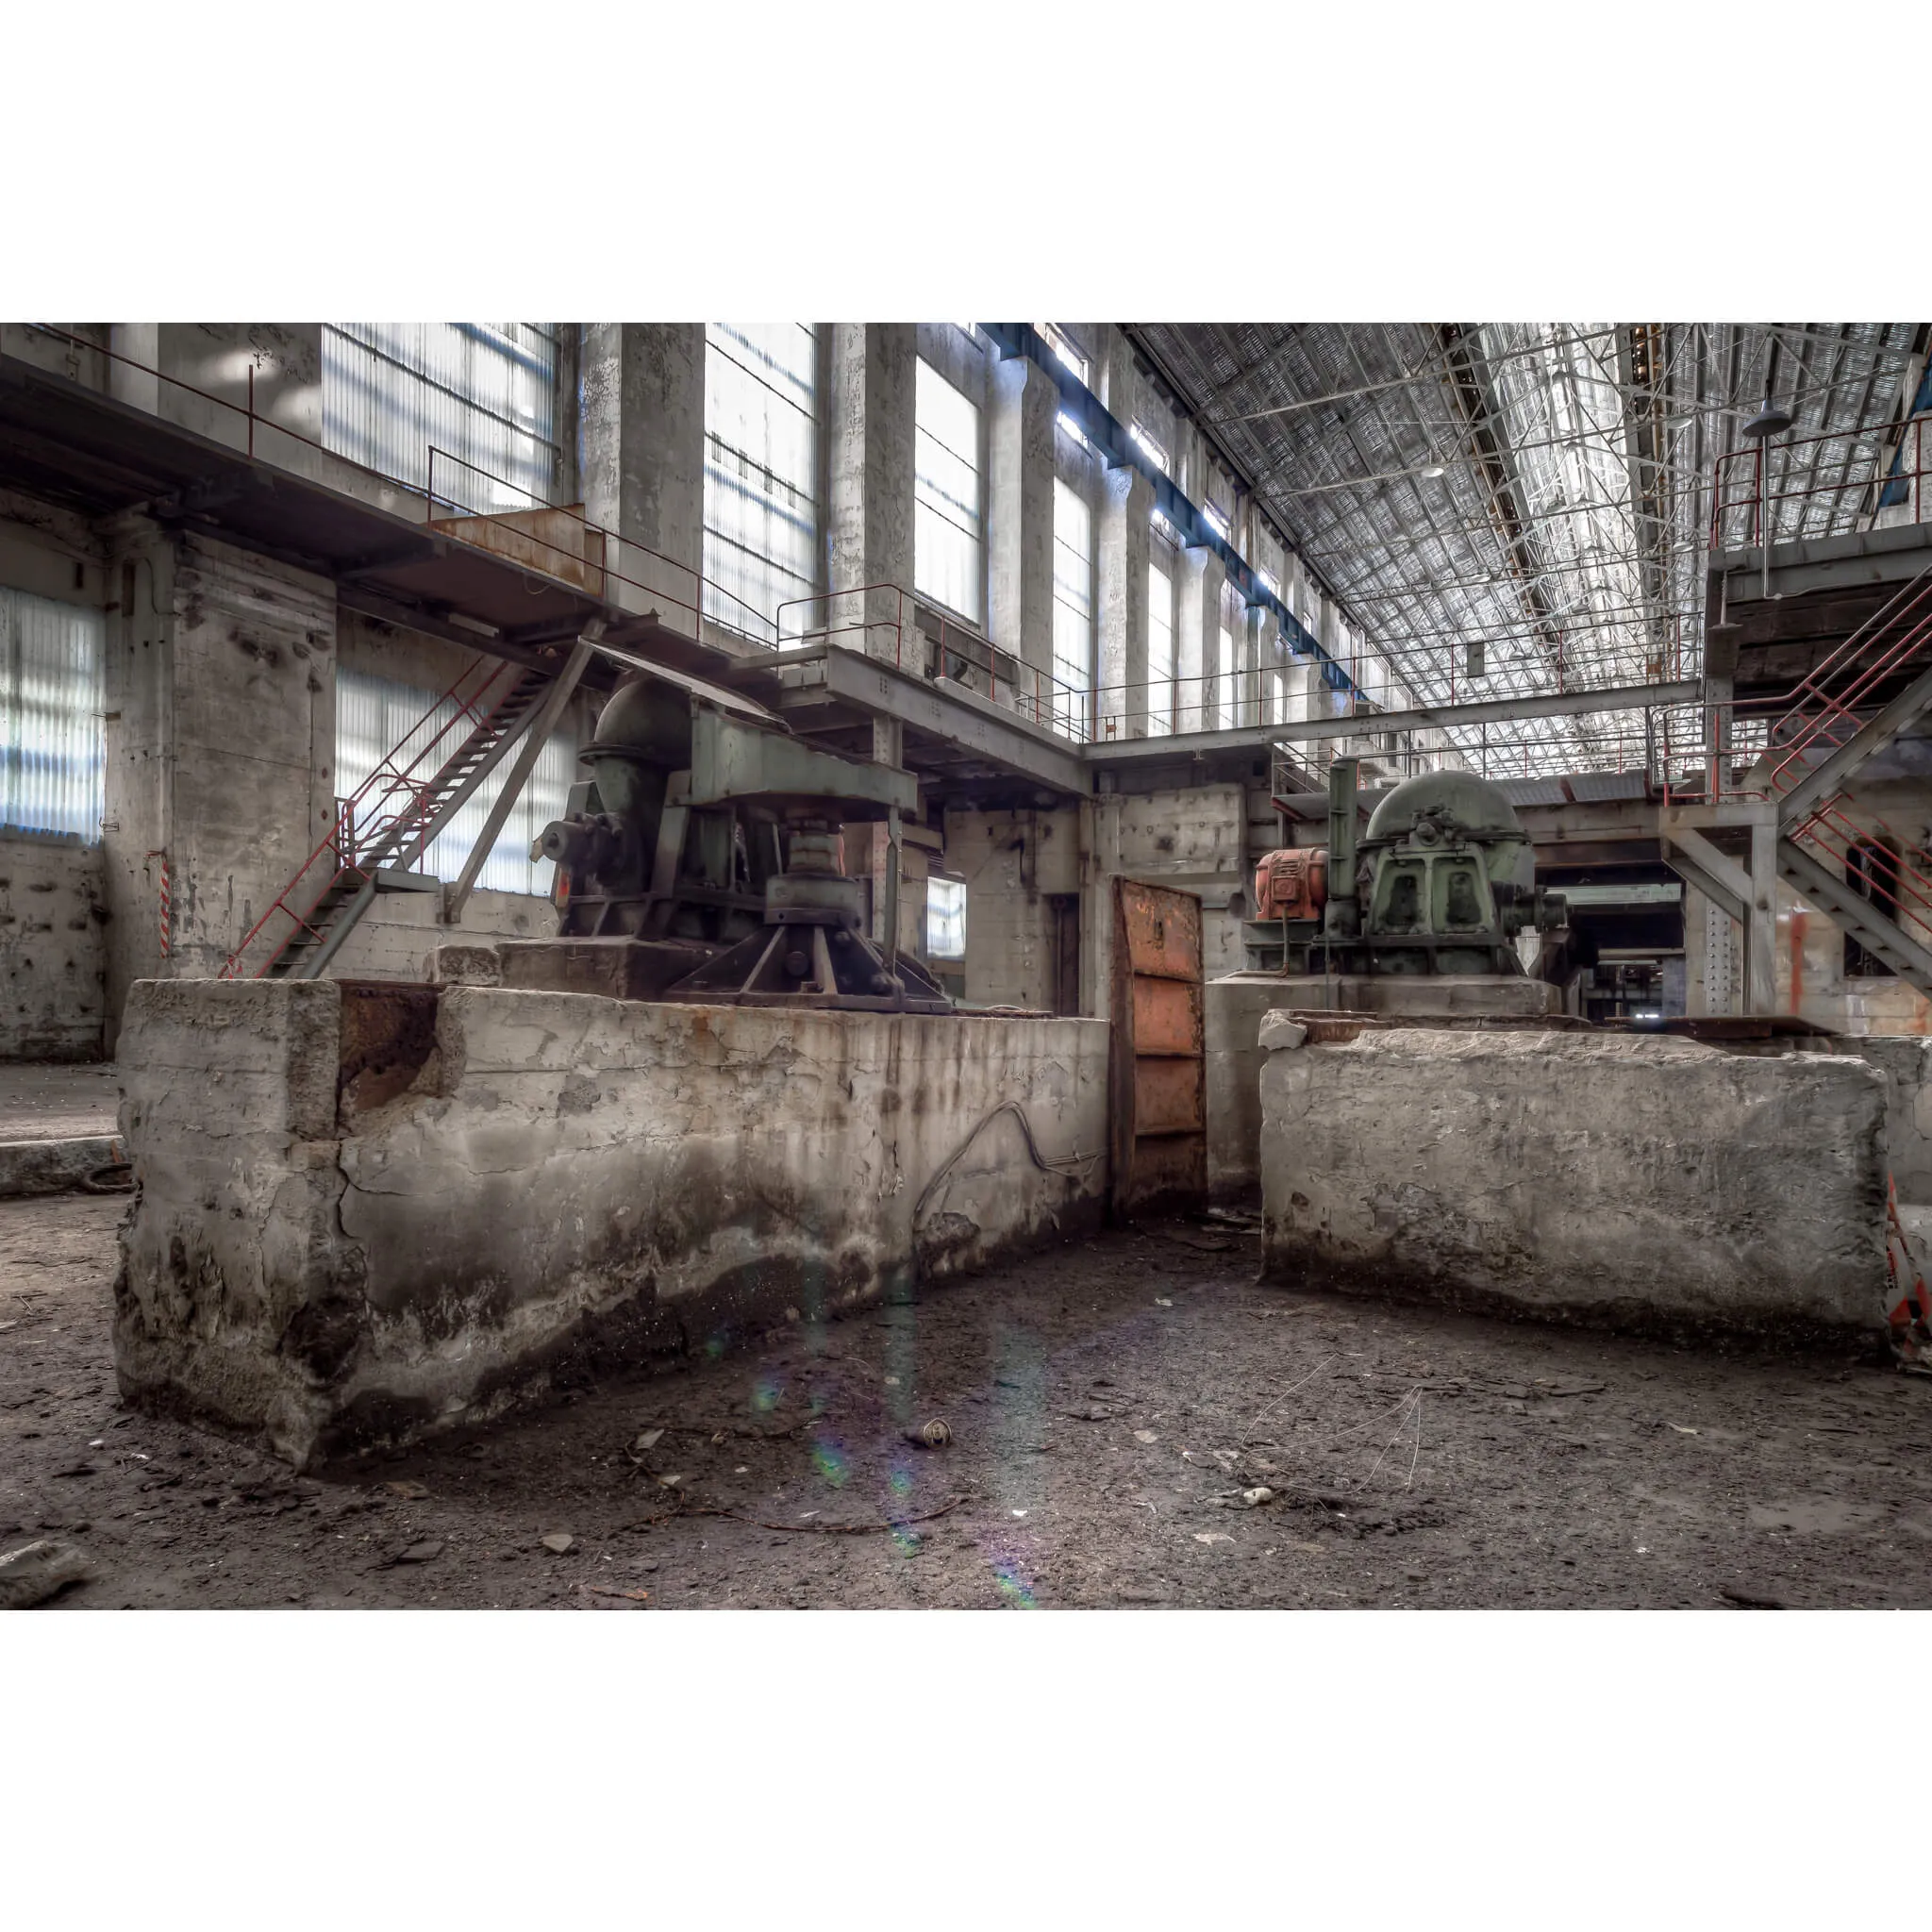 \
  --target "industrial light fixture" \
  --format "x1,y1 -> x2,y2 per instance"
1741,397 -> 1792,440
1419,461 -> 1447,478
